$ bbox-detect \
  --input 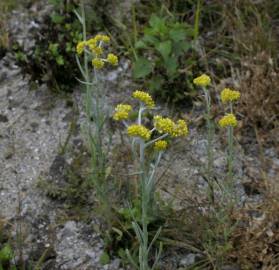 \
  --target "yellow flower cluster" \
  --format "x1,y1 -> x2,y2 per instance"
193,74 -> 211,87
132,90 -> 155,108
86,37 -> 97,48
92,58 -> 104,69
154,116 -> 188,137
218,114 -> 238,128
154,140 -> 168,151
92,46 -> 103,56
94,34 -> 110,43
154,116 -> 175,134
172,119 -> 189,137
127,124 -> 151,141
107,53 -> 118,65
76,34 -> 118,69
76,41 -> 87,55
220,88 -> 240,103
113,104 -> 132,121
